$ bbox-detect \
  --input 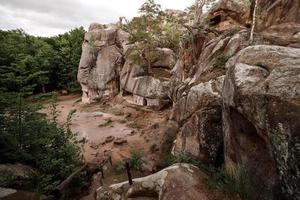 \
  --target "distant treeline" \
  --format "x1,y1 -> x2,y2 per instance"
0,27 -> 85,95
